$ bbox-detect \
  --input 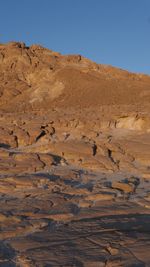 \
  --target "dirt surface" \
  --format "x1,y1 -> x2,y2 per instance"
0,42 -> 150,266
